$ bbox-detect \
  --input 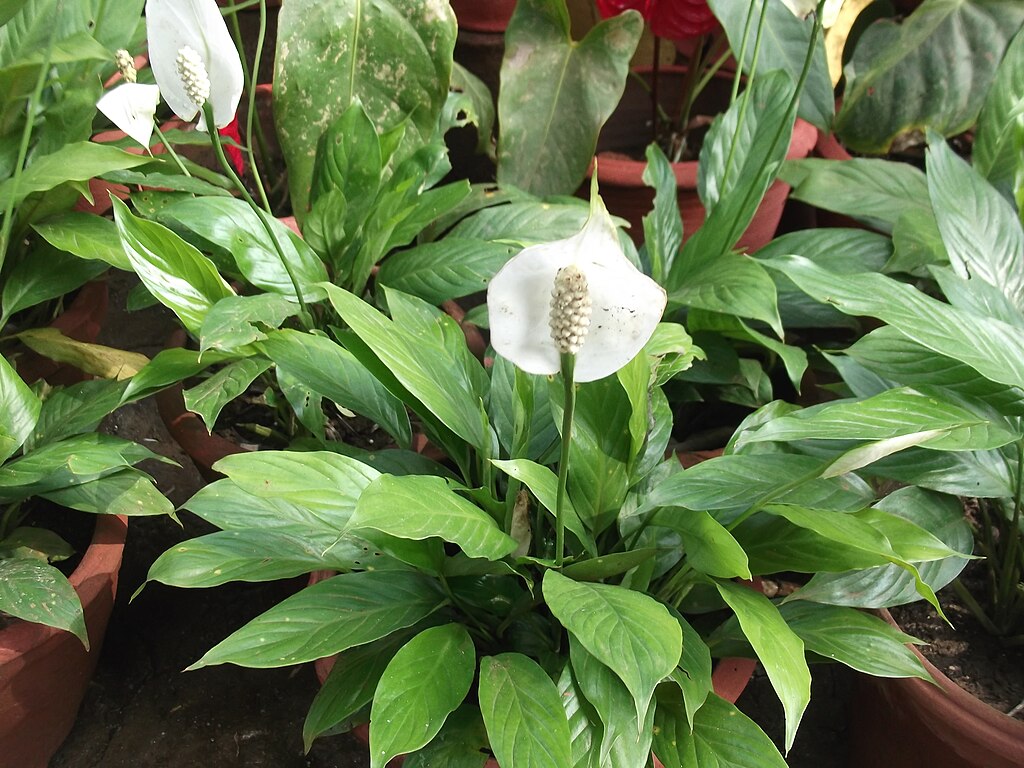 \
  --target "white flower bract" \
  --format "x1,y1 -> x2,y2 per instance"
145,0 -> 243,129
96,83 -> 161,148
487,194 -> 667,383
